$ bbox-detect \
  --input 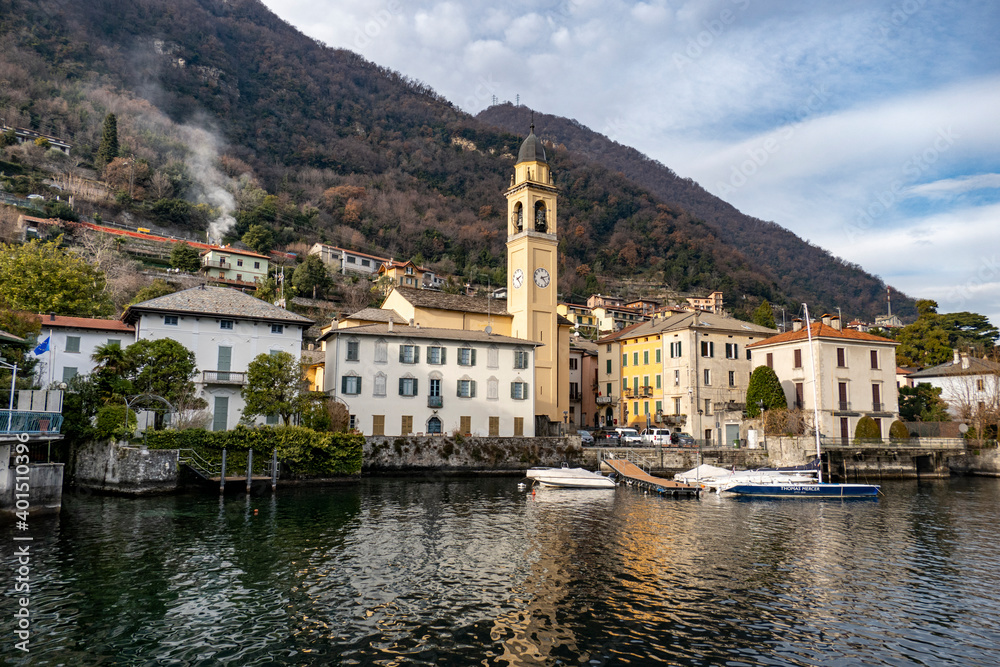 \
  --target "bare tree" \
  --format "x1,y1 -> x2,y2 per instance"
75,230 -> 148,313
339,278 -> 373,313
149,170 -> 174,200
